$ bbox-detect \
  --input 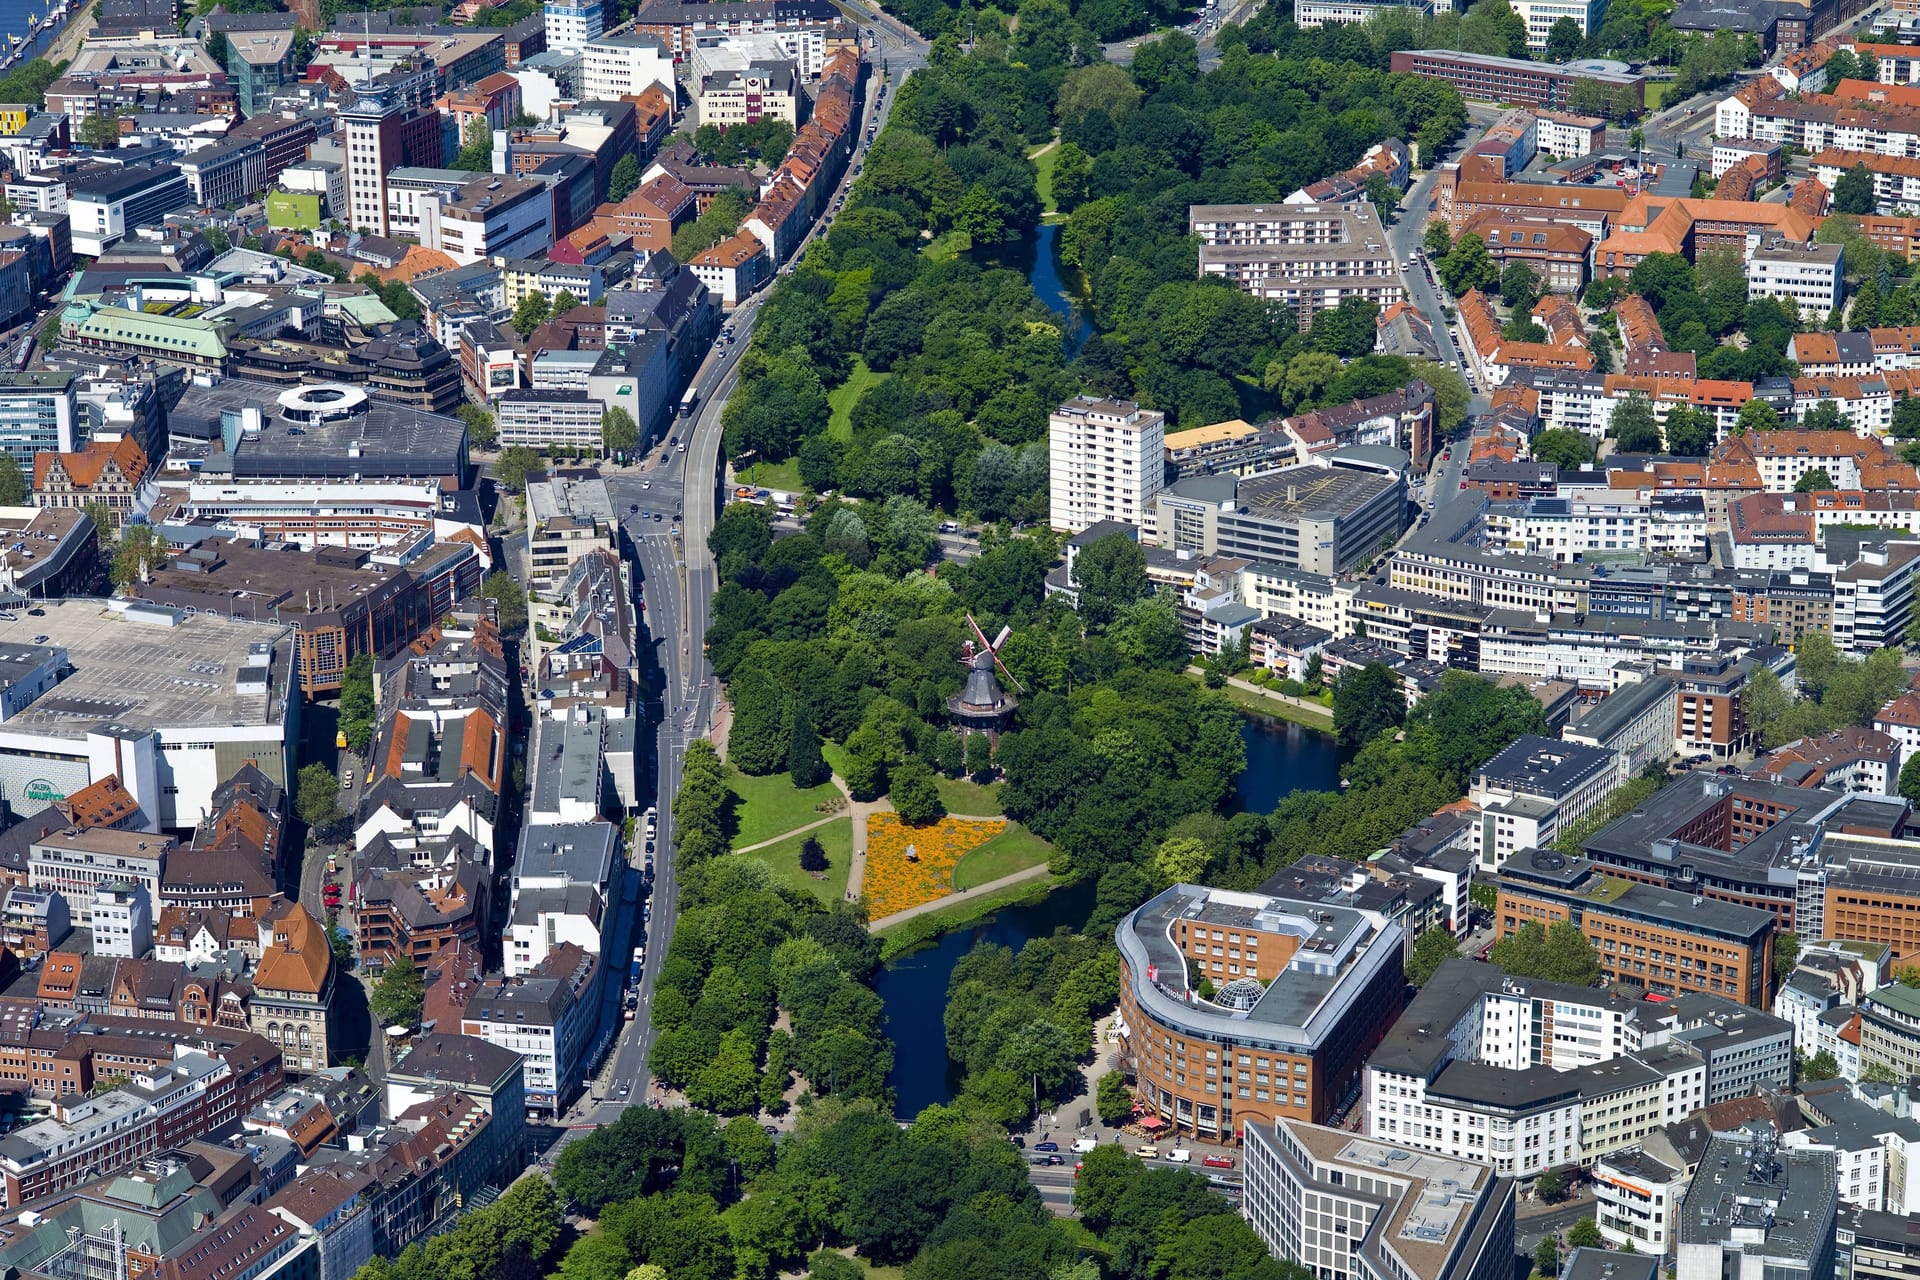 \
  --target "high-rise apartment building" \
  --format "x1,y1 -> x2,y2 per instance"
1048,396 -> 1165,534
545,0 -> 606,53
